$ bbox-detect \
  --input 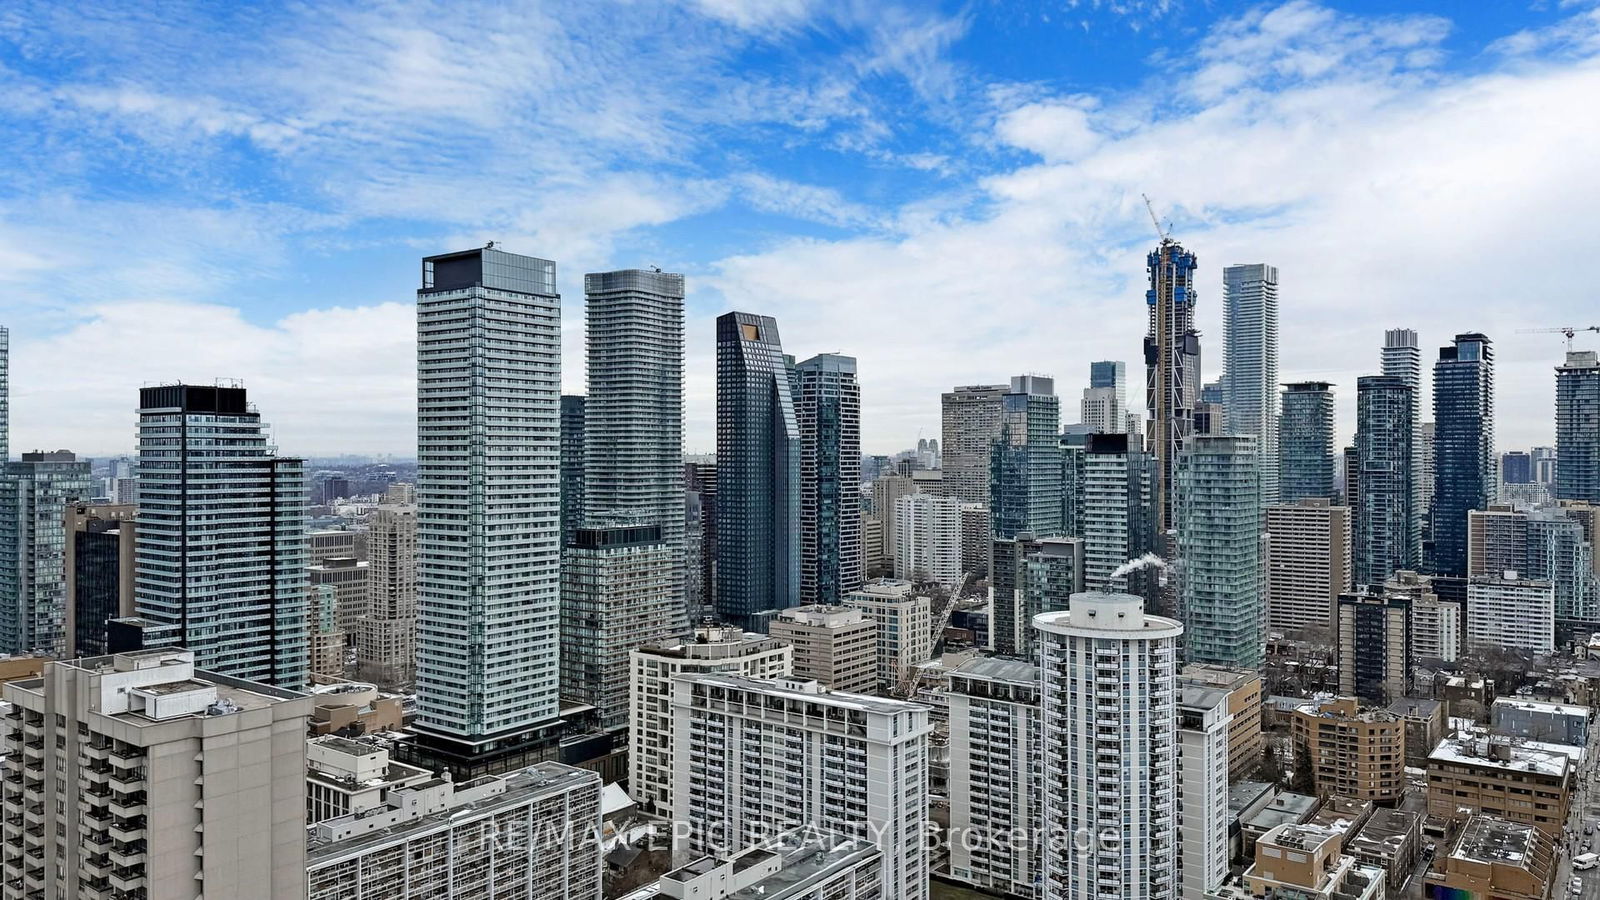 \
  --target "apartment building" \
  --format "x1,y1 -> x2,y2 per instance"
769,604 -> 878,694
947,657 -> 1042,899
1426,725 -> 1576,836
621,828 -> 884,900
1289,698 -> 1406,804
1178,663 -> 1264,780
1423,815 -> 1555,900
843,579 -> 933,692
